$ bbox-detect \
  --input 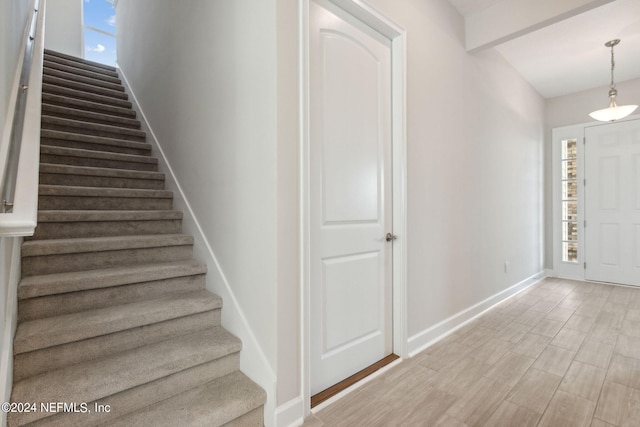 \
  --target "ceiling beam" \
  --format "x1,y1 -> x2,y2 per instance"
465,0 -> 615,53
